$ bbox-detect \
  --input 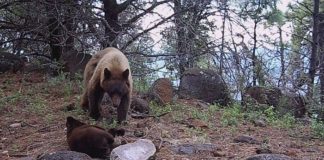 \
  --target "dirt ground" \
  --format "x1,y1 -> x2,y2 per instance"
0,72 -> 323,160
